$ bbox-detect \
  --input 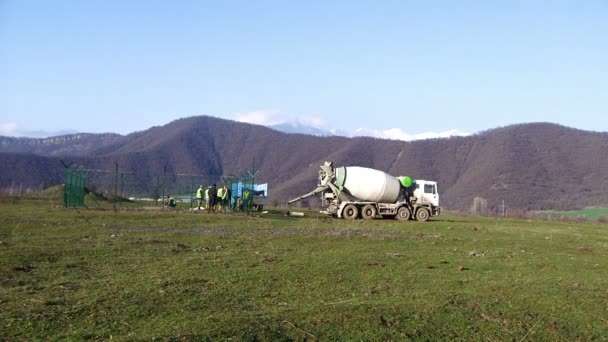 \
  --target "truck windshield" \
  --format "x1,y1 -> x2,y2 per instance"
424,184 -> 436,194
